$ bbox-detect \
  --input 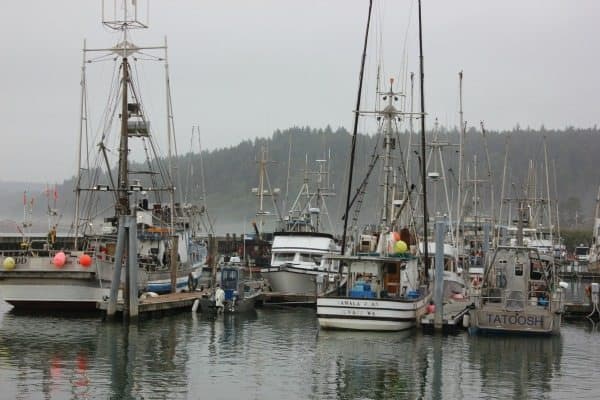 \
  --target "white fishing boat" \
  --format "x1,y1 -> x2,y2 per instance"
317,250 -> 429,331
262,231 -> 342,299
317,1 -> 431,331
260,158 -> 344,302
